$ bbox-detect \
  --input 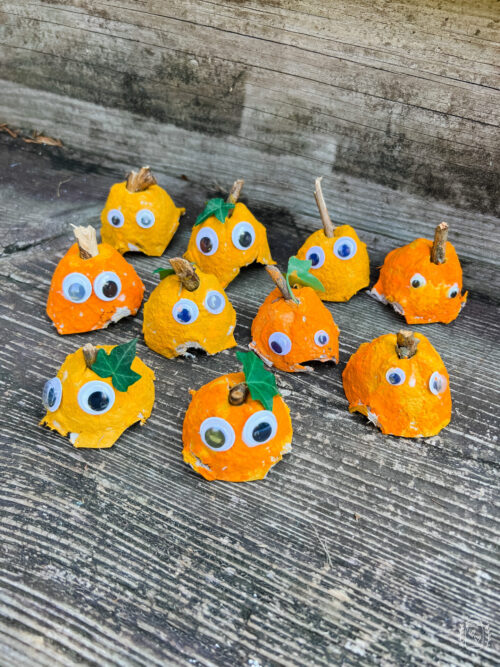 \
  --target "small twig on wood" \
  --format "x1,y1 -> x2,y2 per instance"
266,265 -> 294,301
431,222 -> 449,264
396,330 -> 419,359
126,166 -> 157,193
314,177 -> 334,238
57,177 -> 72,198
228,382 -> 249,406
23,130 -> 63,147
0,123 -> 19,138
169,257 -> 200,291
72,225 -> 99,259
82,343 -> 98,368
